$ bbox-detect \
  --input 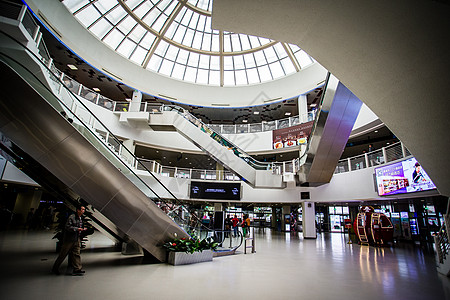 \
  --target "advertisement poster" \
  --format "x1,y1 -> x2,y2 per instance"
272,121 -> 313,149
375,157 -> 436,196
